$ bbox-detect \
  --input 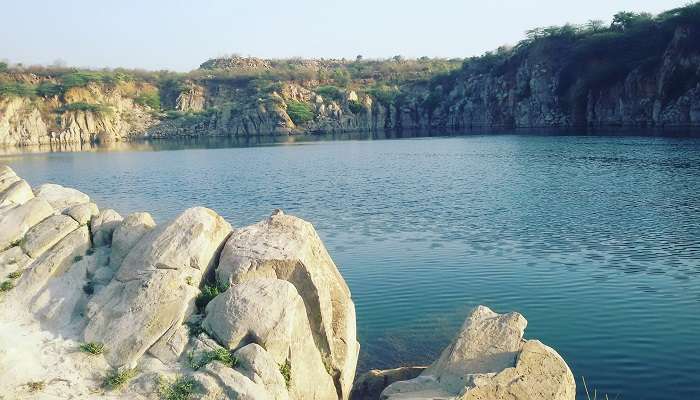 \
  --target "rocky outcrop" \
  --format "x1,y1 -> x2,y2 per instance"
378,305 -> 575,400
0,165 -> 575,400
